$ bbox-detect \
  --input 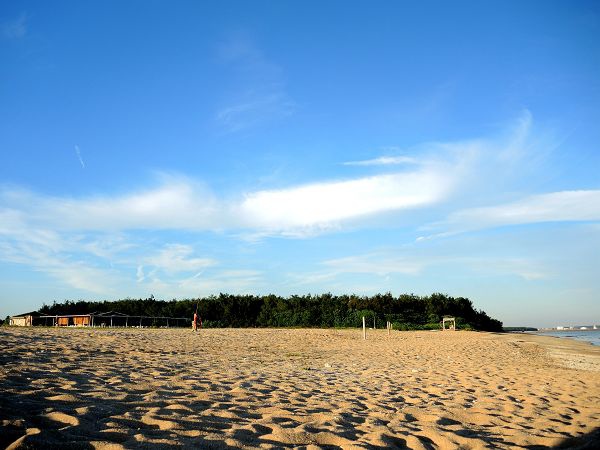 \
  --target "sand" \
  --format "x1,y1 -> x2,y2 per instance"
1,327 -> 599,449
